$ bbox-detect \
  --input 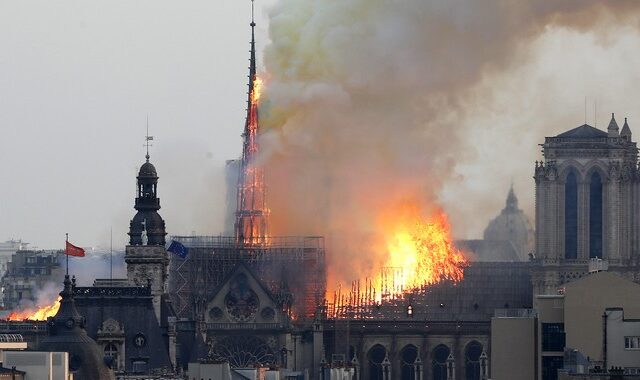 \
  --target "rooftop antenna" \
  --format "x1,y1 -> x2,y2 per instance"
145,115 -> 154,162
584,97 -> 587,125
